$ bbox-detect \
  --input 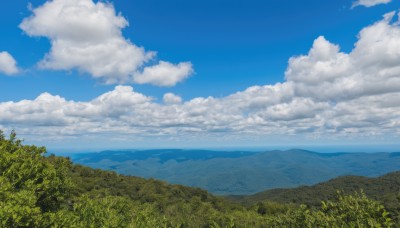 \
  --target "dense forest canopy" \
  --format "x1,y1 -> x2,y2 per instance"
230,172 -> 400,214
0,130 -> 398,227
